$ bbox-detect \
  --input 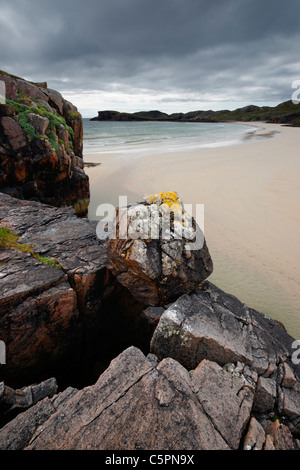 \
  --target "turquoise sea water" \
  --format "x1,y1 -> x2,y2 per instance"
83,119 -> 259,155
